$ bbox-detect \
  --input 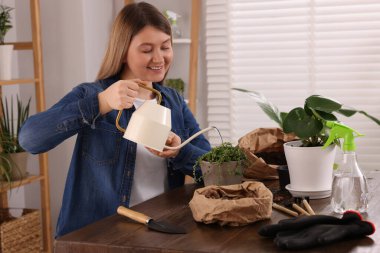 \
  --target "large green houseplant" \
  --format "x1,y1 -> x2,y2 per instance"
234,89 -> 380,146
0,96 -> 31,181
193,142 -> 248,186
234,89 -> 380,196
